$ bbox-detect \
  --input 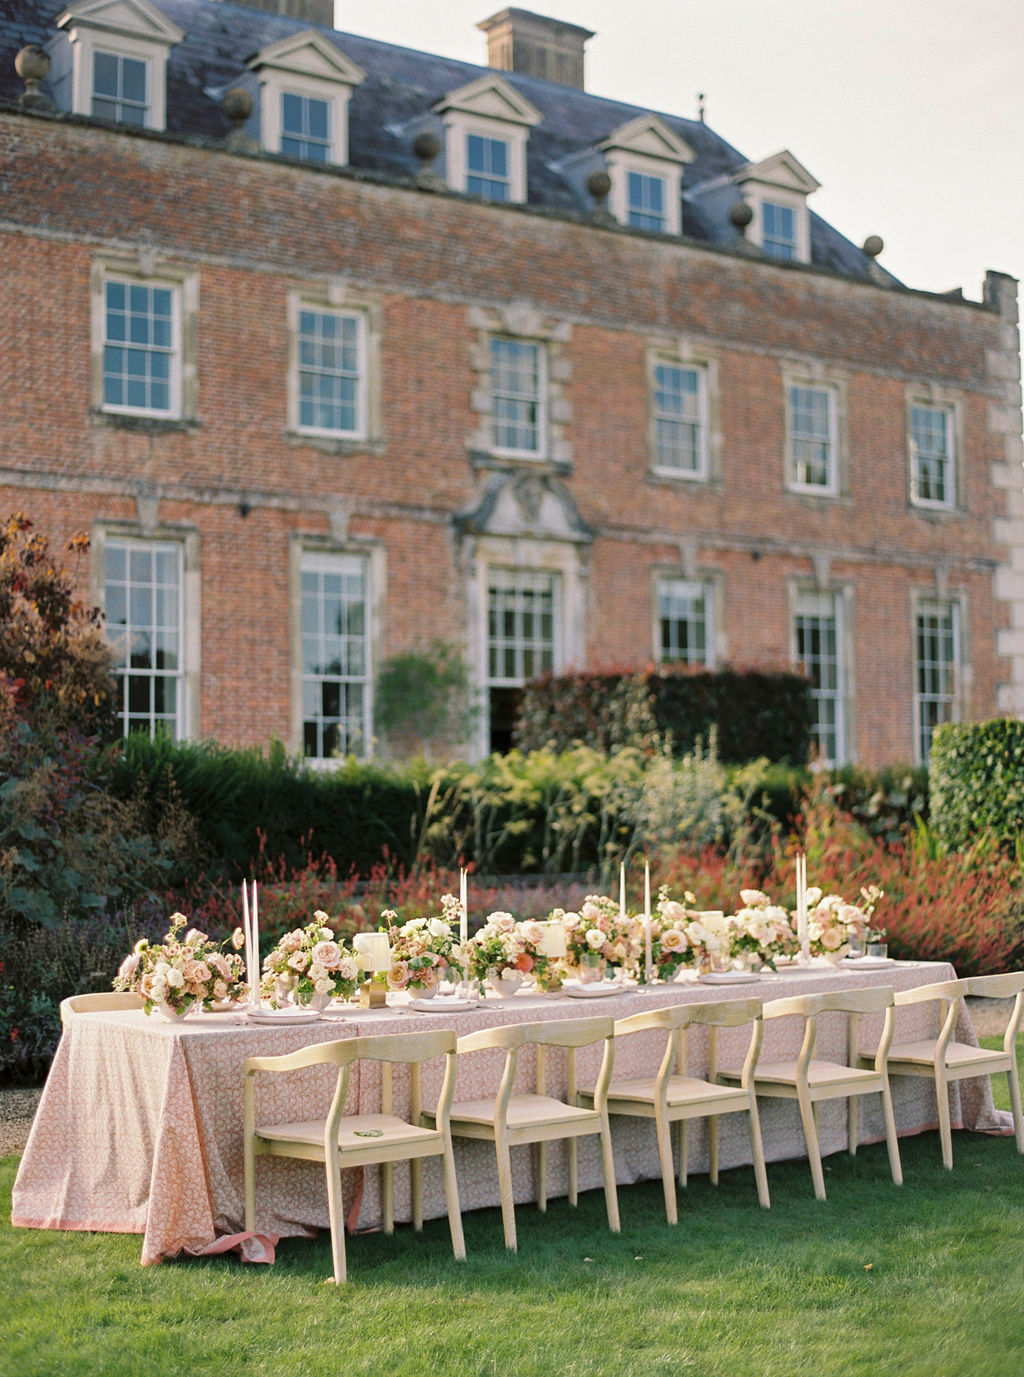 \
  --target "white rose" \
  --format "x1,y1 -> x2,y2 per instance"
585,928 -> 605,950
740,889 -> 768,907
314,978 -> 334,995
428,918 -> 451,939
165,968 -> 185,989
